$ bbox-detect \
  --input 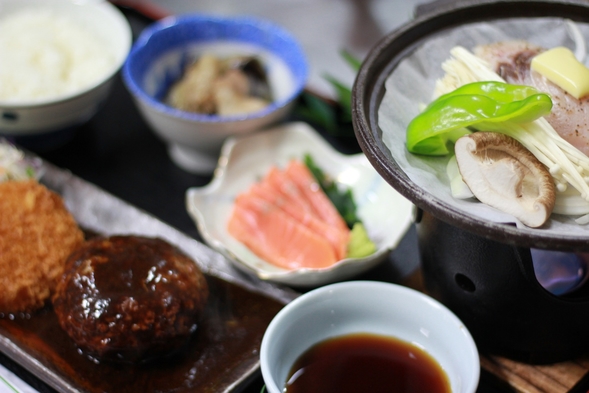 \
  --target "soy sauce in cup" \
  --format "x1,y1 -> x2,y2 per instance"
284,333 -> 450,393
